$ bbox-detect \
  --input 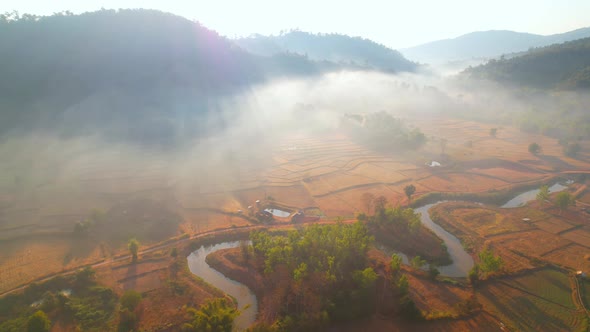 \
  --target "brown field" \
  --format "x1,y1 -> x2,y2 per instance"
478,269 -> 587,332
2,116 -> 590,305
